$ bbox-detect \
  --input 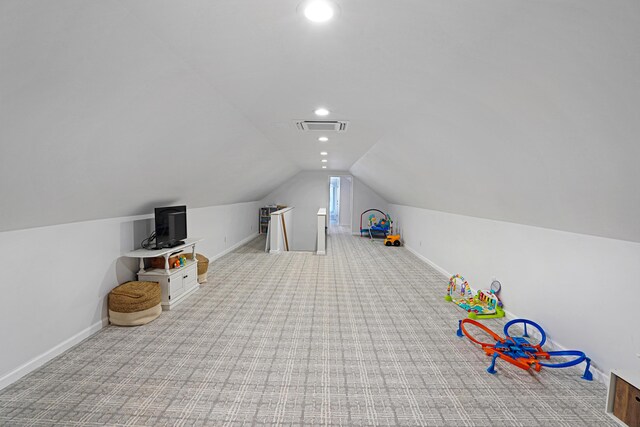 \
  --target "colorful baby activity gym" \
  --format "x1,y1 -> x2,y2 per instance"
360,209 -> 392,239
457,318 -> 593,380
445,274 -> 505,319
